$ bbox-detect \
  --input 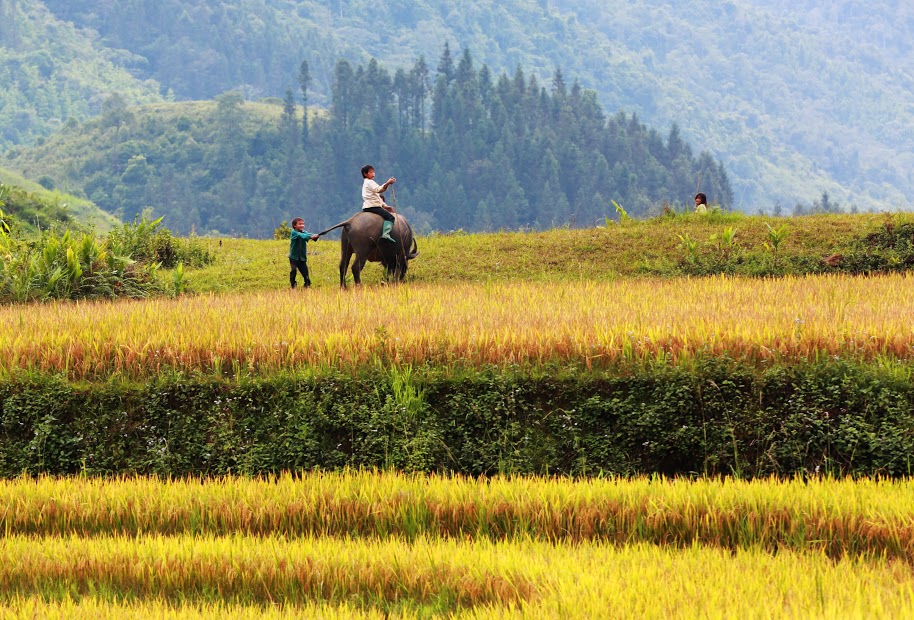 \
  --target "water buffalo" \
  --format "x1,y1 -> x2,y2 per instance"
318,211 -> 419,287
